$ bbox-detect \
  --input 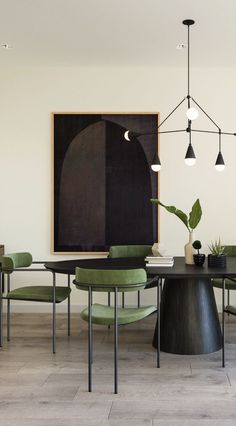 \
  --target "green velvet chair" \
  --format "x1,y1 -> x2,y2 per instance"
73,267 -> 158,394
212,245 -> 236,306
108,245 -> 152,259
108,245 -> 152,308
0,252 -> 71,353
